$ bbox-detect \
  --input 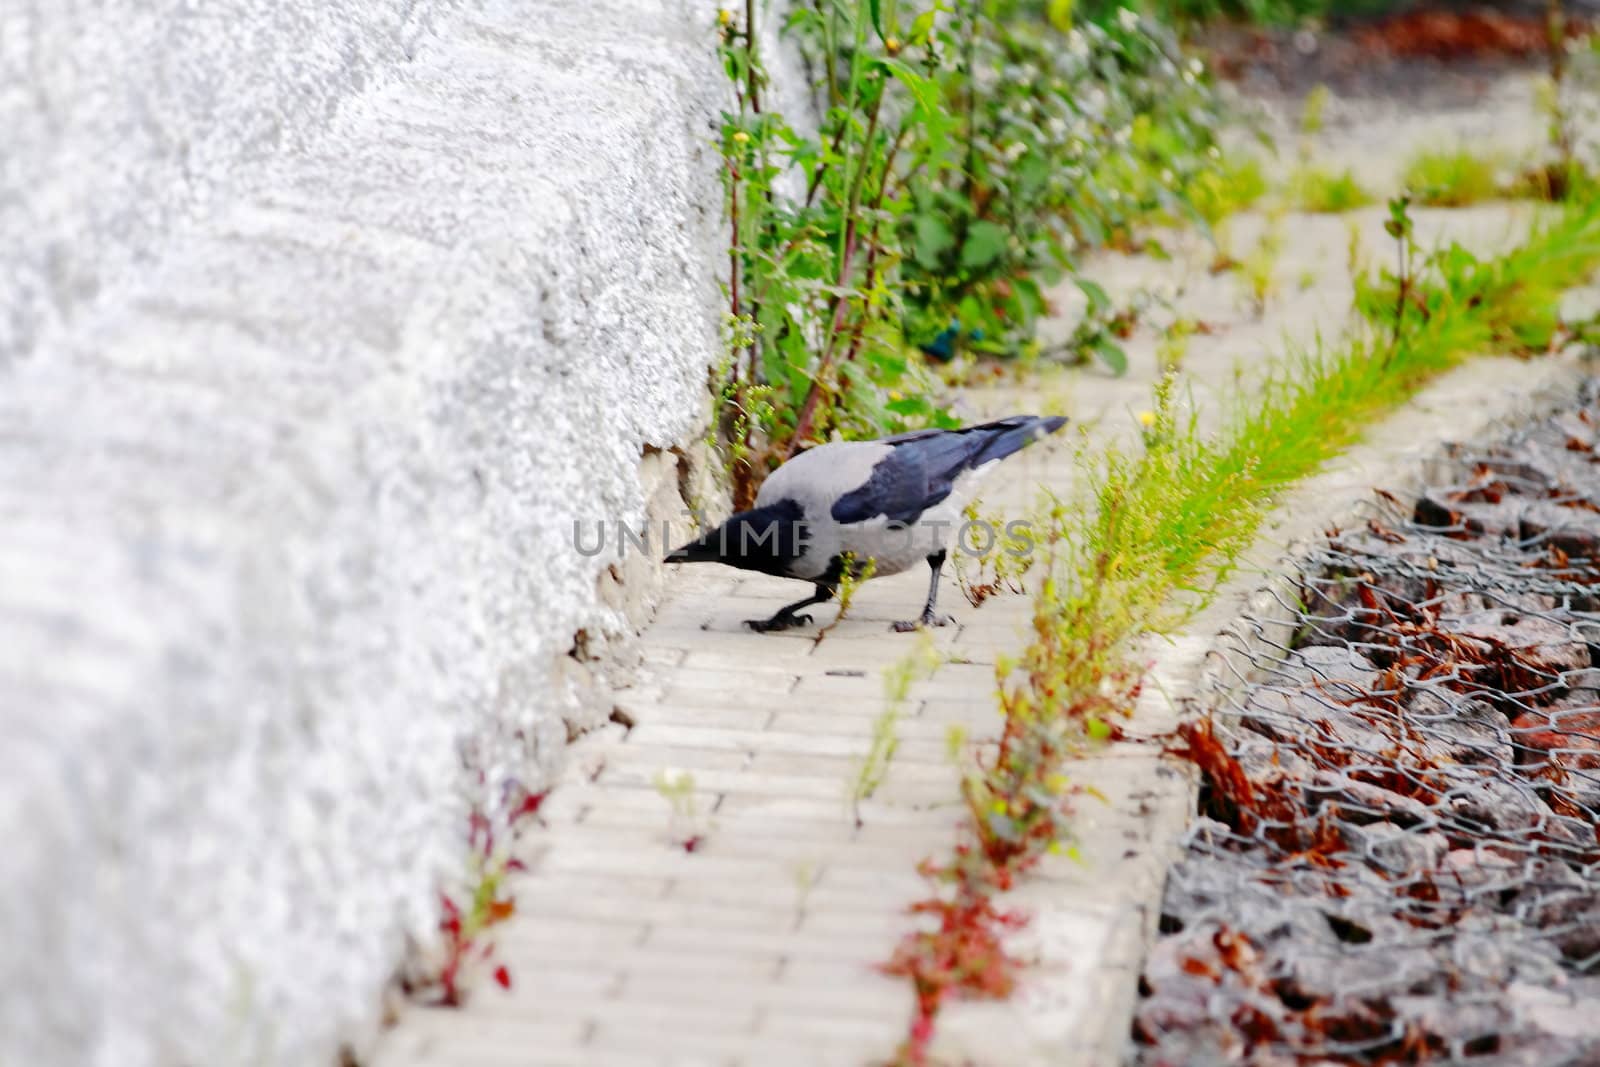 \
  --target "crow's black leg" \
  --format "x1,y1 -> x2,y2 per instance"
746,584 -> 835,633
893,551 -> 955,632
